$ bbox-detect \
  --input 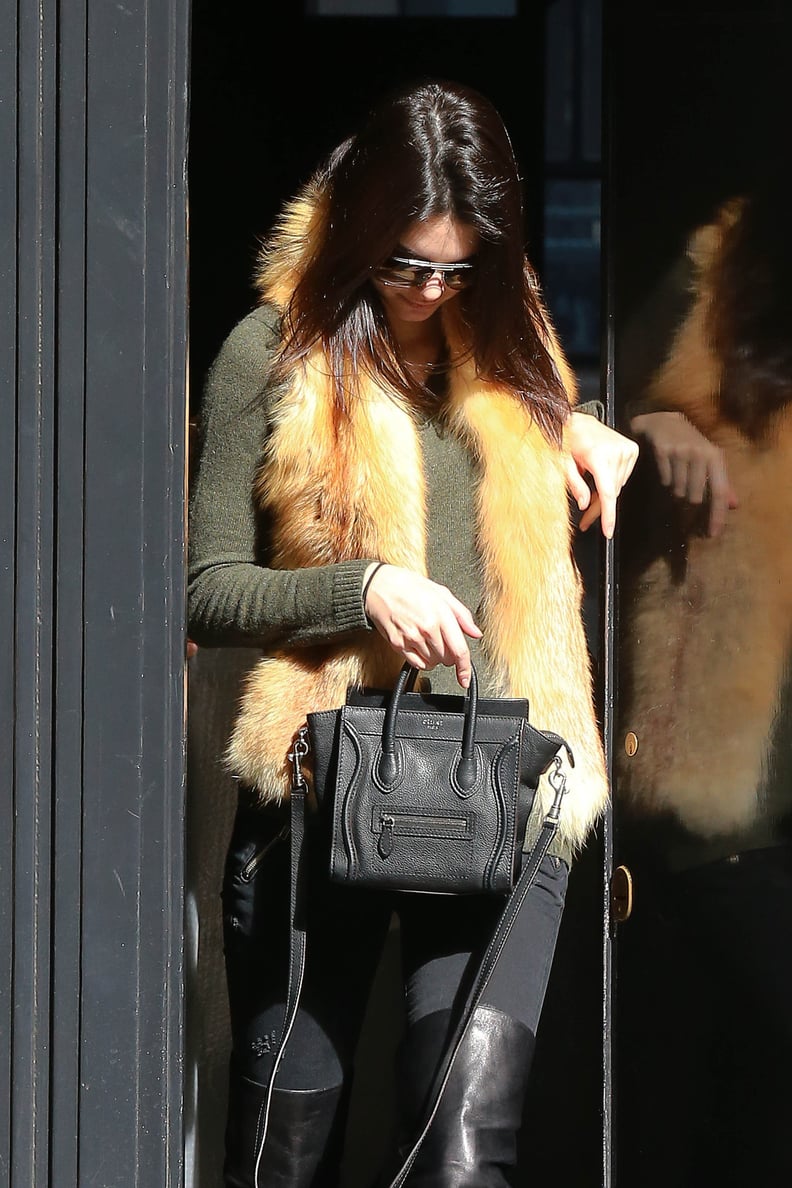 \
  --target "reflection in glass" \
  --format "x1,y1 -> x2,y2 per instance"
615,160 -> 792,1185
